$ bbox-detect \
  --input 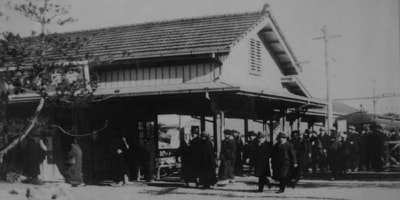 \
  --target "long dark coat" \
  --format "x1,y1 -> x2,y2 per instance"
185,137 -> 202,182
347,133 -> 361,169
250,141 -> 271,177
219,138 -> 236,180
234,136 -> 244,175
198,138 -> 217,186
66,144 -> 84,185
272,141 -> 297,179
23,138 -> 46,178
108,137 -> 129,182
290,136 -> 311,173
